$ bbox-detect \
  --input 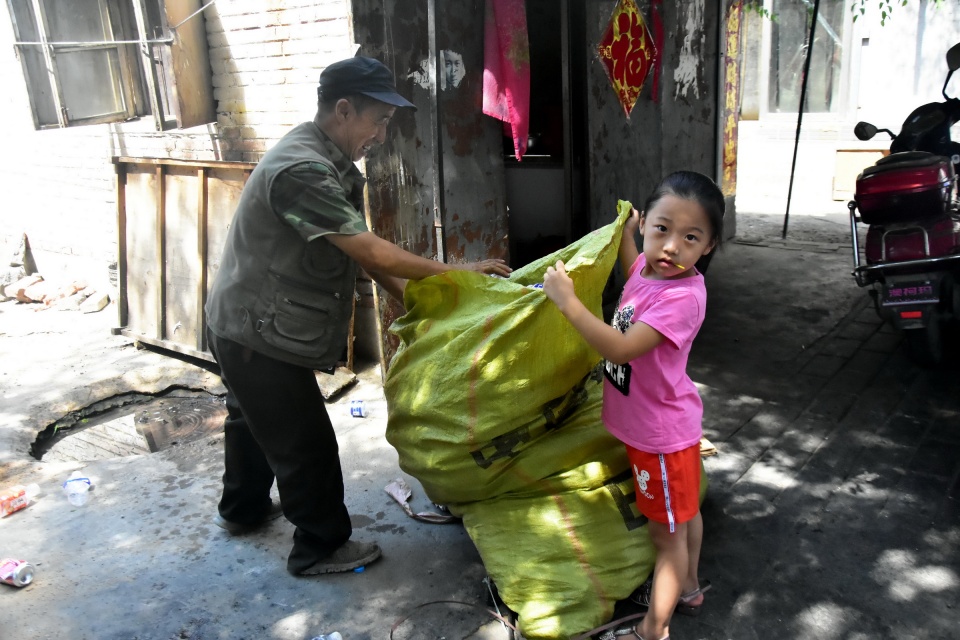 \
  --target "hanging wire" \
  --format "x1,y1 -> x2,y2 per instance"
170,0 -> 216,31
